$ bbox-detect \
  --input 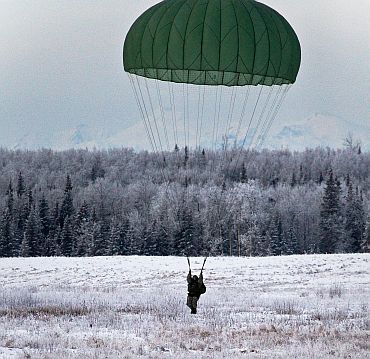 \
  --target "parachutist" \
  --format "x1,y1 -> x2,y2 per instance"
187,270 -> 205,314
186,257 -> 207,314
